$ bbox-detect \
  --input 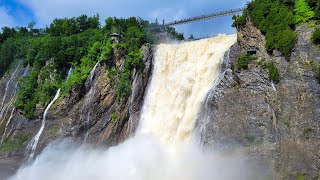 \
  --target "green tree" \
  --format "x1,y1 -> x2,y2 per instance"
295,0 -> 315,25
188,34 -> 195,40
268,62 -> 280,83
